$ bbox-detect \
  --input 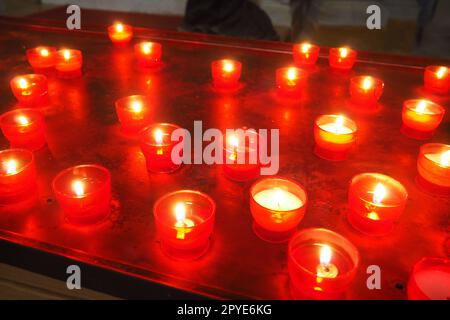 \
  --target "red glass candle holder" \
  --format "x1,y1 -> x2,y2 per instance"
249,177 -> 307,243
140,123 -> 183,174
223,129 -> 261,182
407,257 -> 450,300
211,59 -> 242,90
10,74 -> 49,107
0,108 -> 46,151
292,43 -> 320,67
134,42 -> 162,68
108,23 -> 133,46
347,173 -> 408,236
26,46 -> 57,72
288,228 -> 359,300
424,66 -> 449,94
314,114 -> 357,161
401,99 -> 445,140
0,149 -> 37,205
276,67 -> 306,97
416,143 -> 450,196
329,47 -> 357,70
115,95 -> 153,134
349,75 -> 384,107
55,49 -> 83,78
52,164 -> 111,226
153,190 -> 215,260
